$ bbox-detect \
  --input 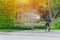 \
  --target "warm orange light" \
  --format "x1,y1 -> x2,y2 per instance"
16,0 -> 30,4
